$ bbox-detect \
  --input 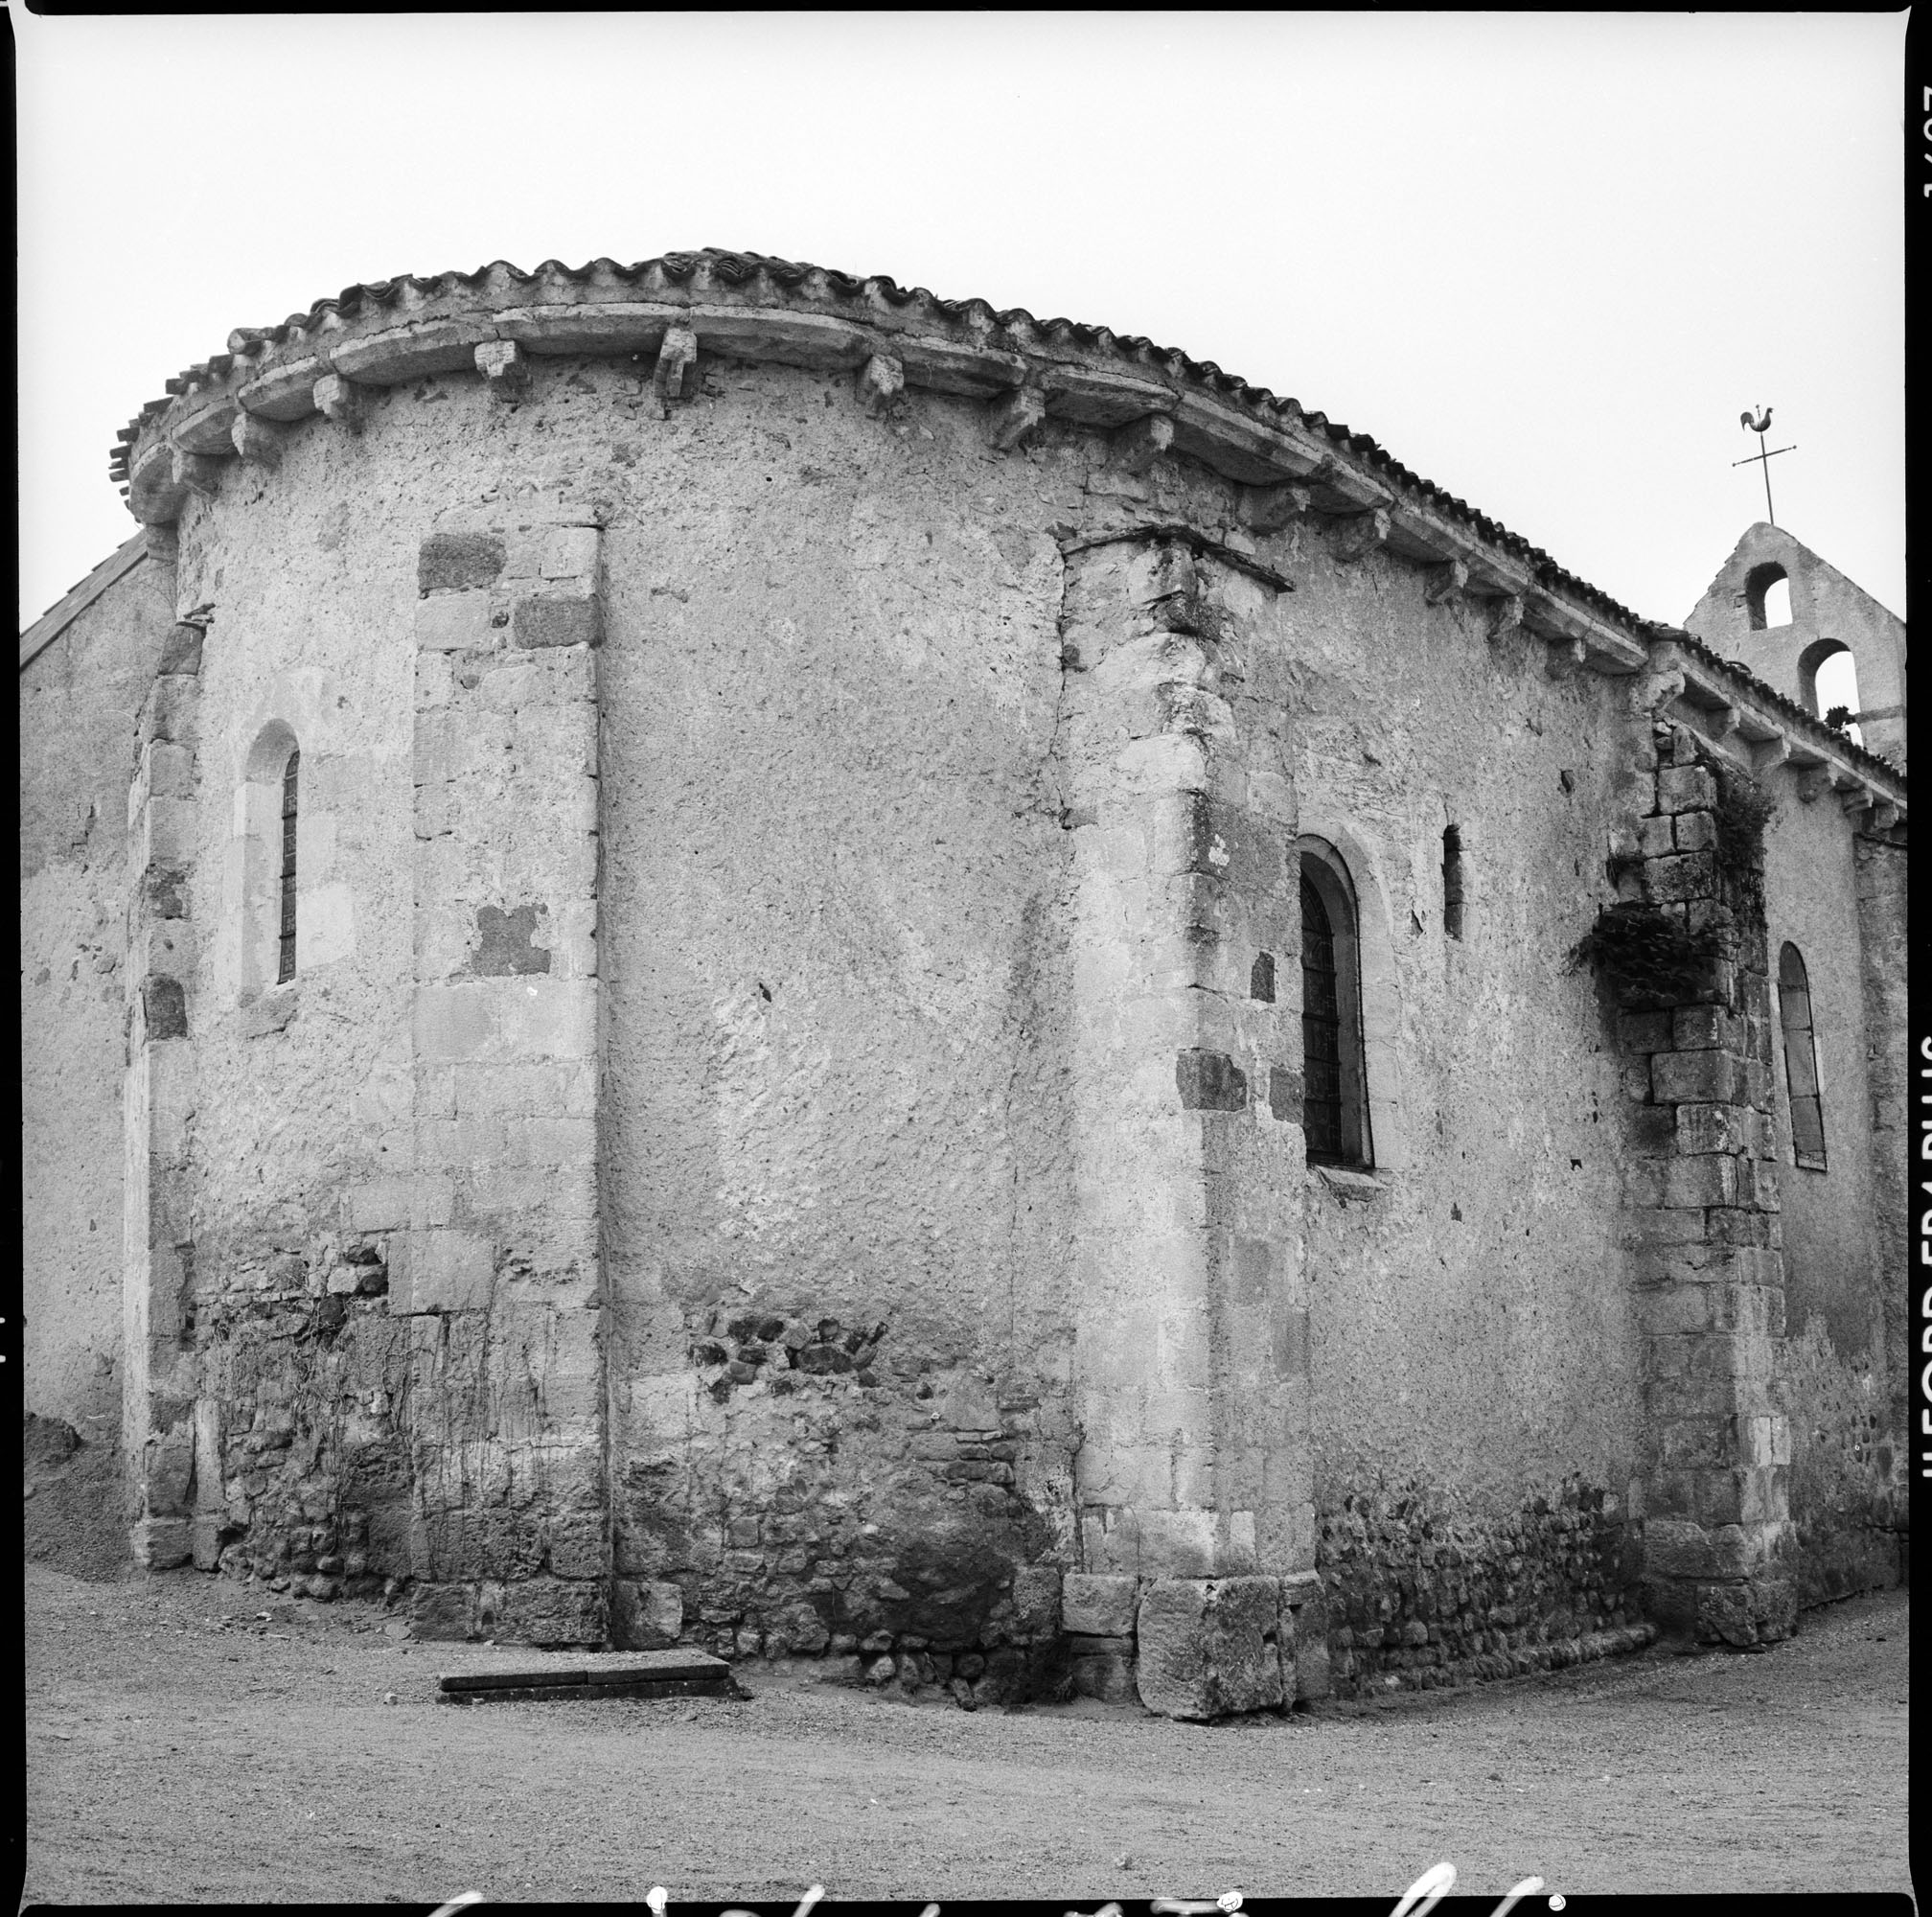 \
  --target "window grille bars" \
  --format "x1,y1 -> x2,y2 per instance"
277,749 -> 299,983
